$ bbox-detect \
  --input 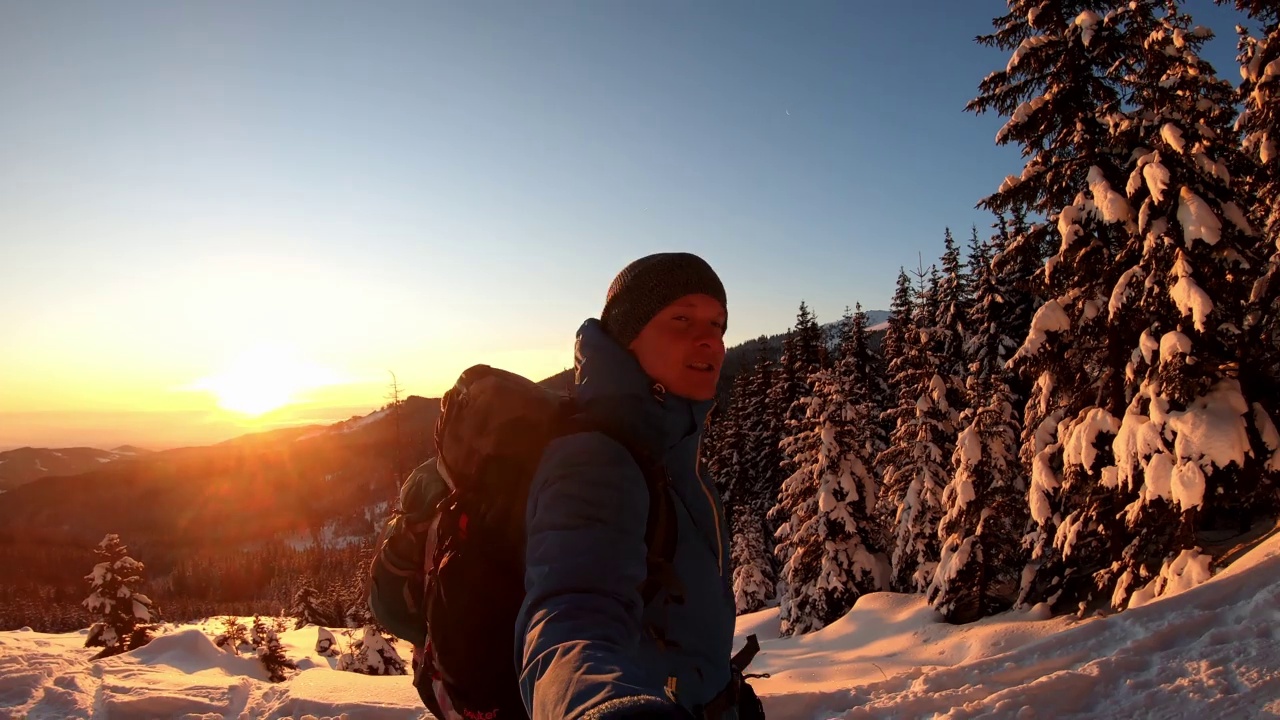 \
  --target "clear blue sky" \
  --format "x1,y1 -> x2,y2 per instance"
0,0 -> 1252,446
